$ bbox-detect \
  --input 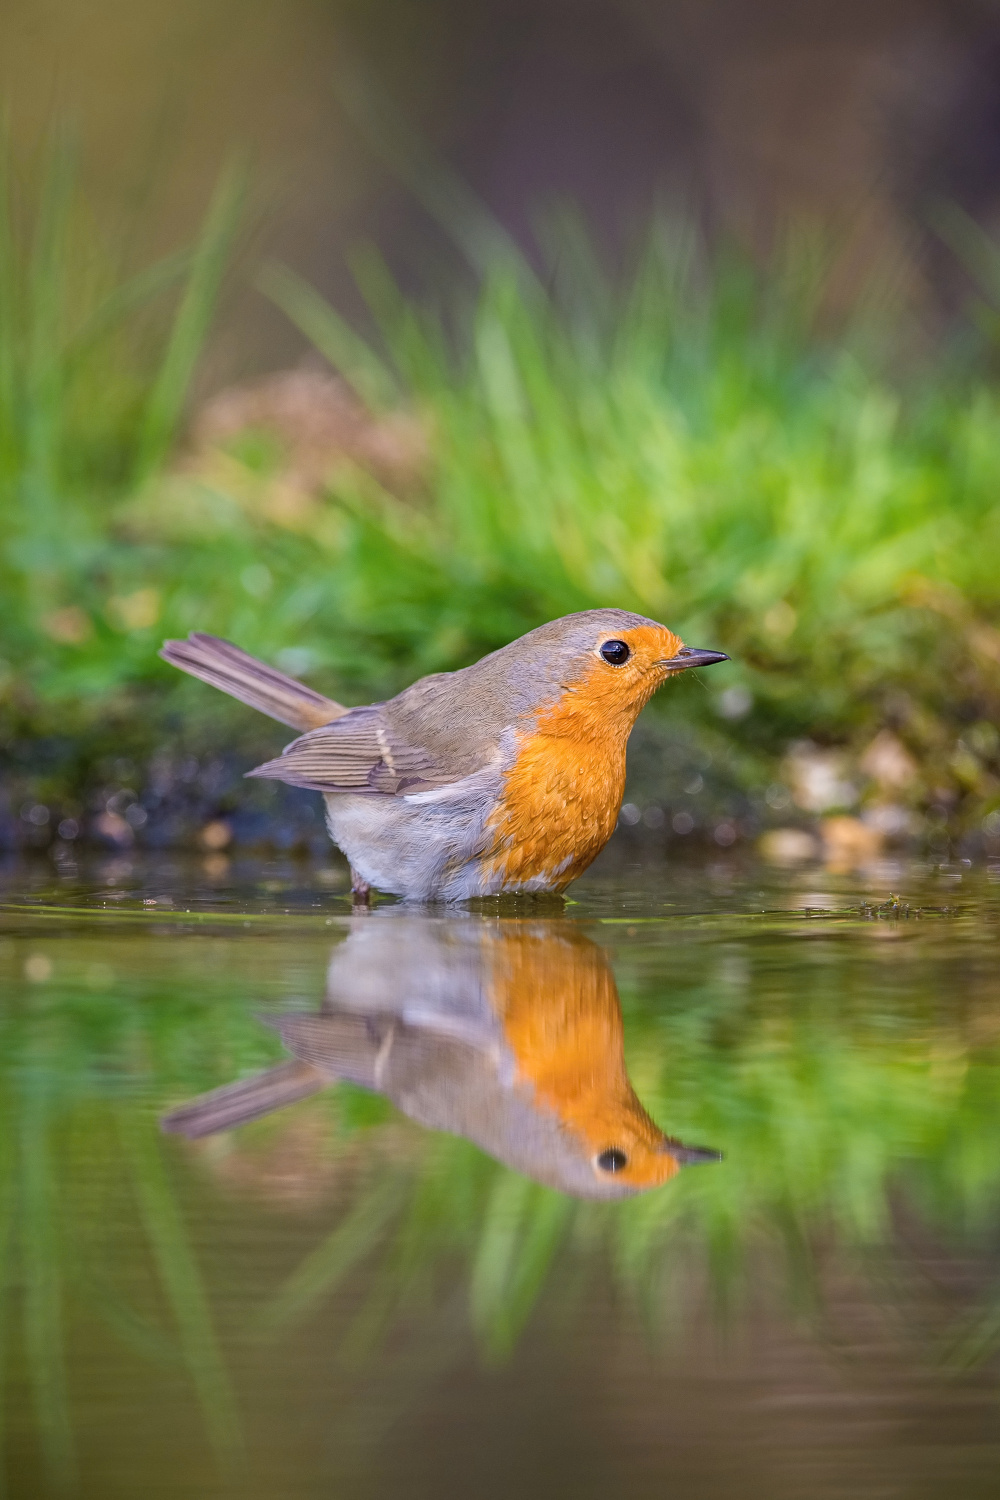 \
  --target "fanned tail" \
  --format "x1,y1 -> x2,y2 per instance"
159,633 -> 345,731
161,1060 -> 325,1137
